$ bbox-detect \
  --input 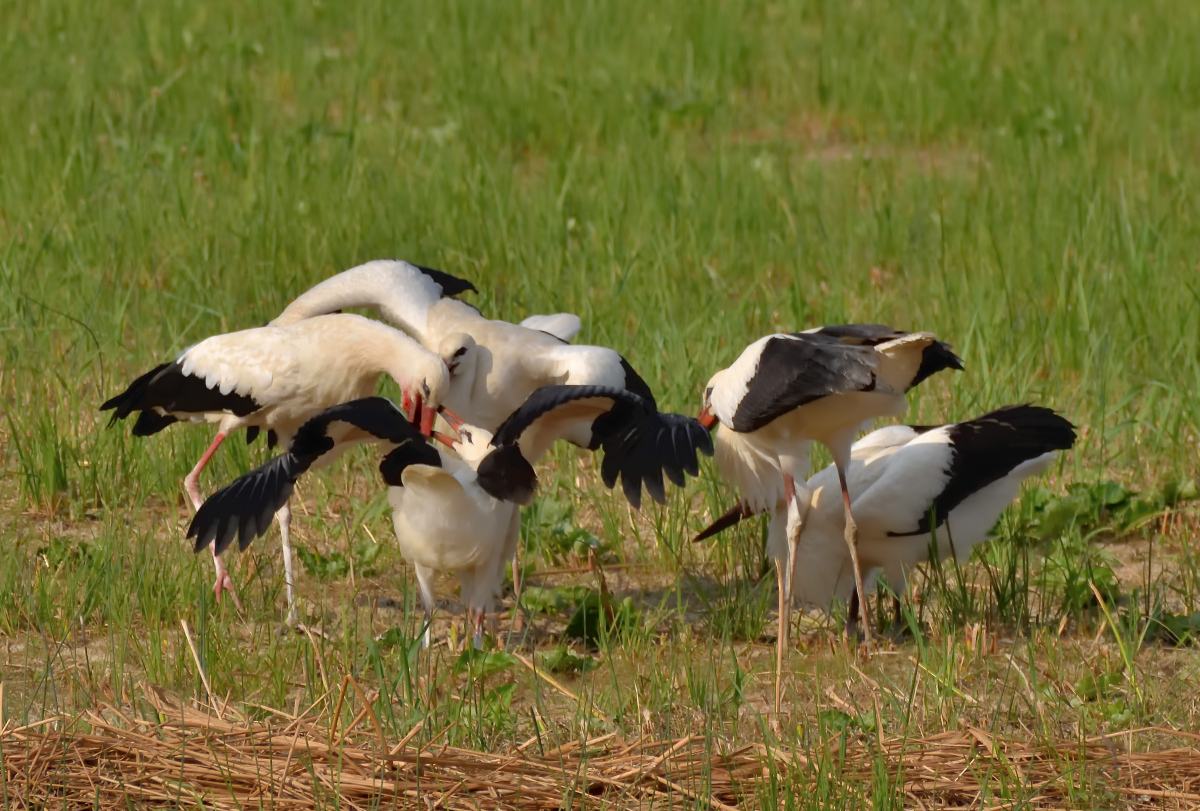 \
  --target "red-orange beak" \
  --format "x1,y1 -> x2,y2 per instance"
698,405 -> 718,431
438,406 -> 465,432
400,390 -> 413,420
431,430 -> 457,449
417,396 -> 437,436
